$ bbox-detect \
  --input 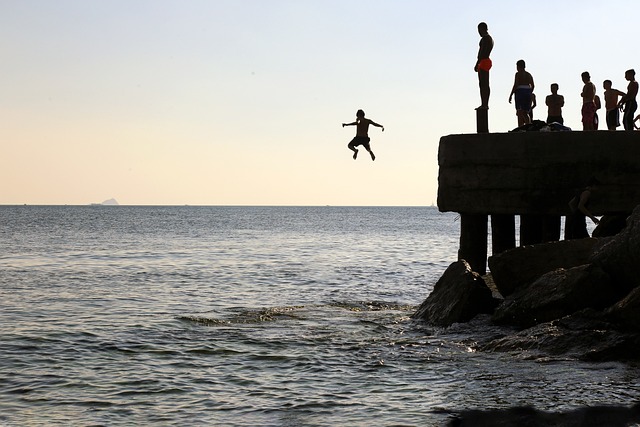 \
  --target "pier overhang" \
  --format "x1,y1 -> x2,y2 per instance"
438,131 -> 640,215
